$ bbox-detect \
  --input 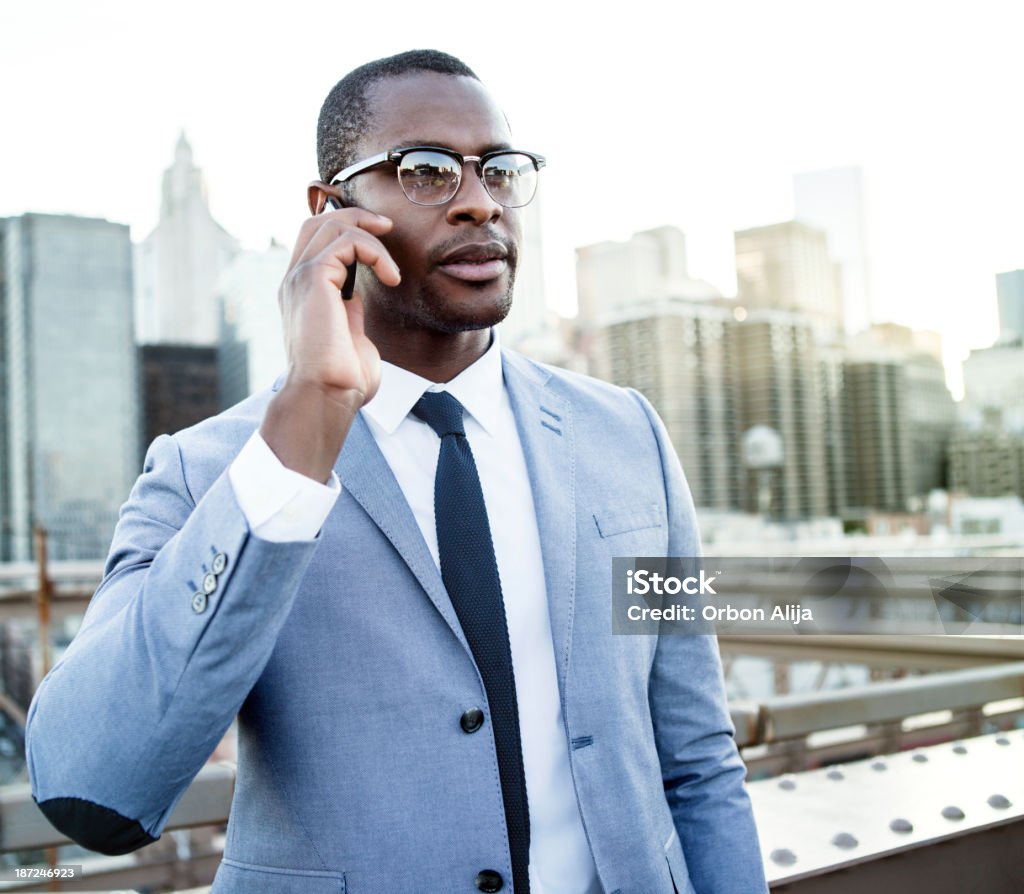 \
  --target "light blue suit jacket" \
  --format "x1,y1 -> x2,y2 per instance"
26,350 -> 767,893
